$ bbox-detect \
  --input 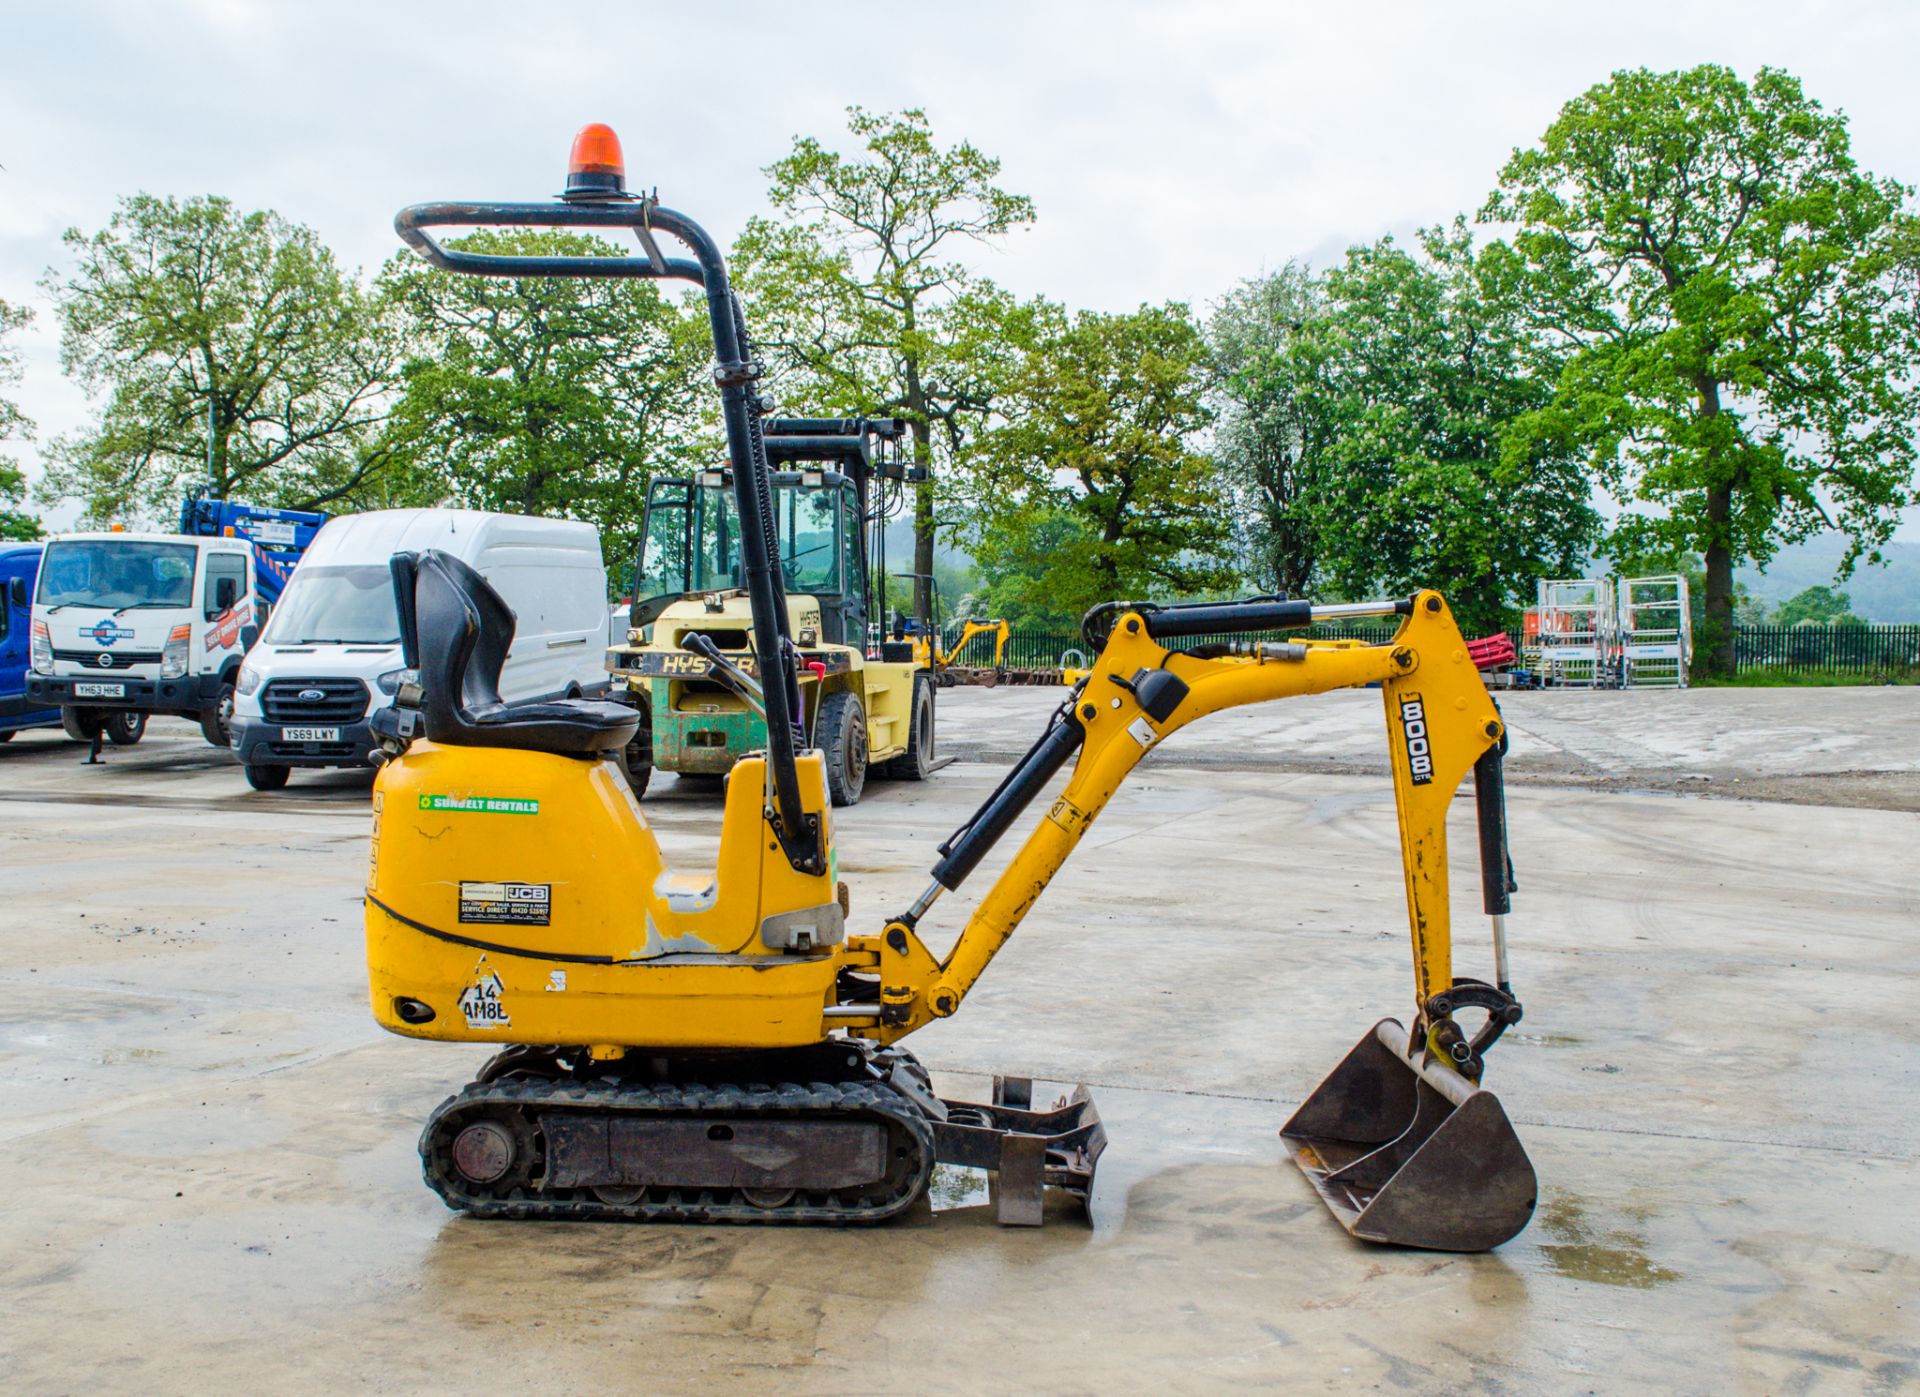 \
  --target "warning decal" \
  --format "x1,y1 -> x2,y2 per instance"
459,881 -> 552,926
458,967 -> 511,1029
